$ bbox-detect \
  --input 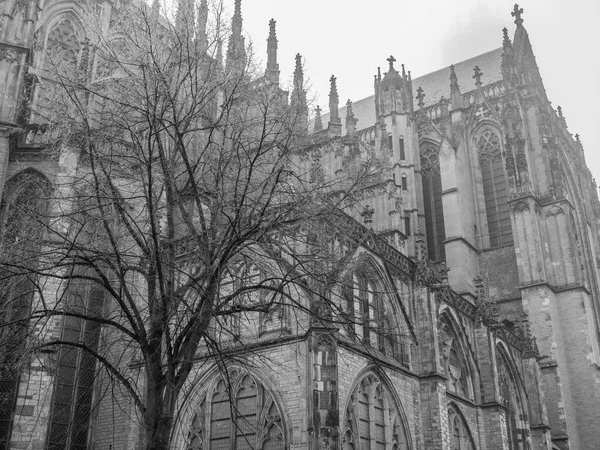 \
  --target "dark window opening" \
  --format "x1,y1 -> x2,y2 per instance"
399,138 -> 405,160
